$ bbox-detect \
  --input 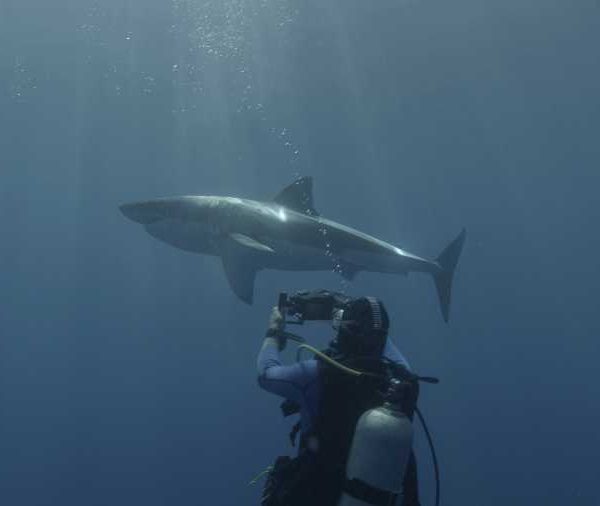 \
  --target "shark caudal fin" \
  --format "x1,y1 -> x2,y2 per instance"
434,229 -> 466,322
